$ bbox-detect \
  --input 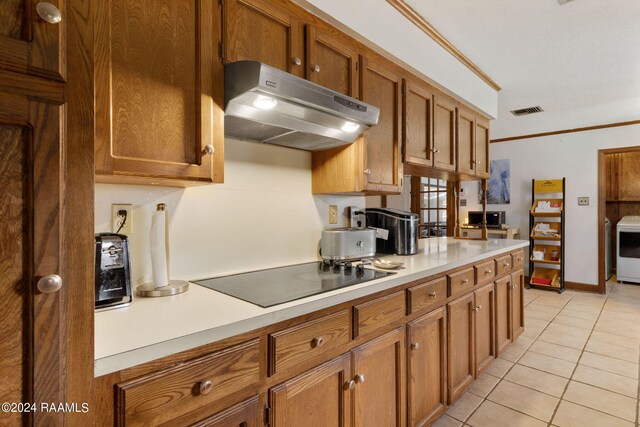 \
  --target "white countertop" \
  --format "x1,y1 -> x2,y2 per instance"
94,238 -> 528,376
